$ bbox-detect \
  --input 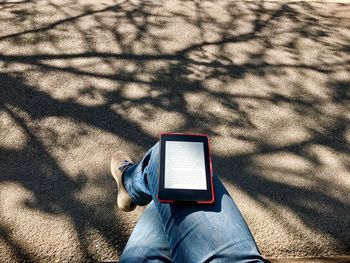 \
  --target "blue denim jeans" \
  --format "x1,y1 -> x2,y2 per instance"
120,142 -> 264,263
